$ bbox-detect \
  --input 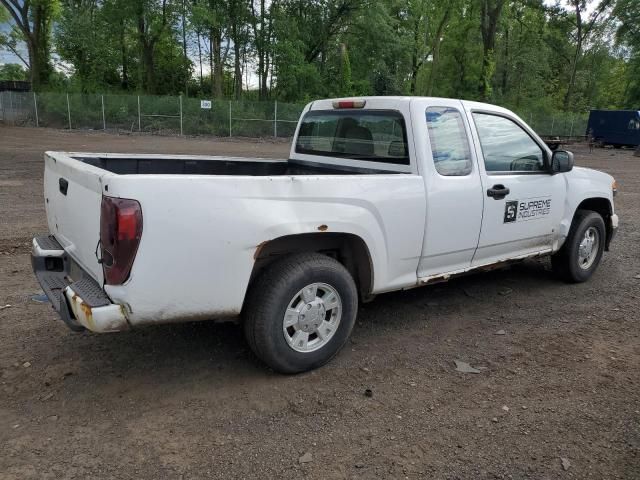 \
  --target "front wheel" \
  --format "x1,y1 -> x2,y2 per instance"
243,253 -> 358,373
551,210 -> 606,283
